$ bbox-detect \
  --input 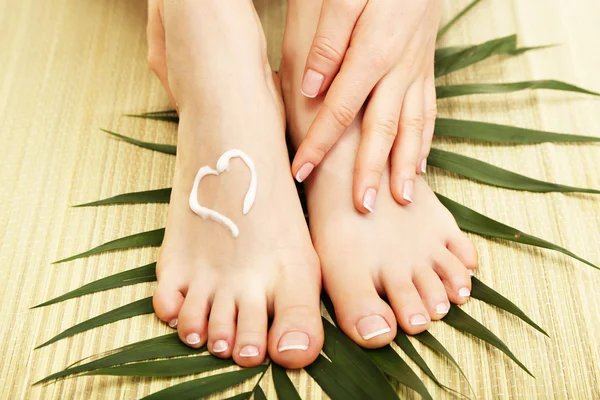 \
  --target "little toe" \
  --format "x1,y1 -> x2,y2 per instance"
207,291 -> 236,358
177,280 -> 212,348
233,294 -> 268,367
447,231 -> 479,271
433,248 -> 472,305
325,265 -> 396,348
268,267 -> 323,368
152,278 -> 185,329
412,267 -> 450,320
384,273 -> 430,334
